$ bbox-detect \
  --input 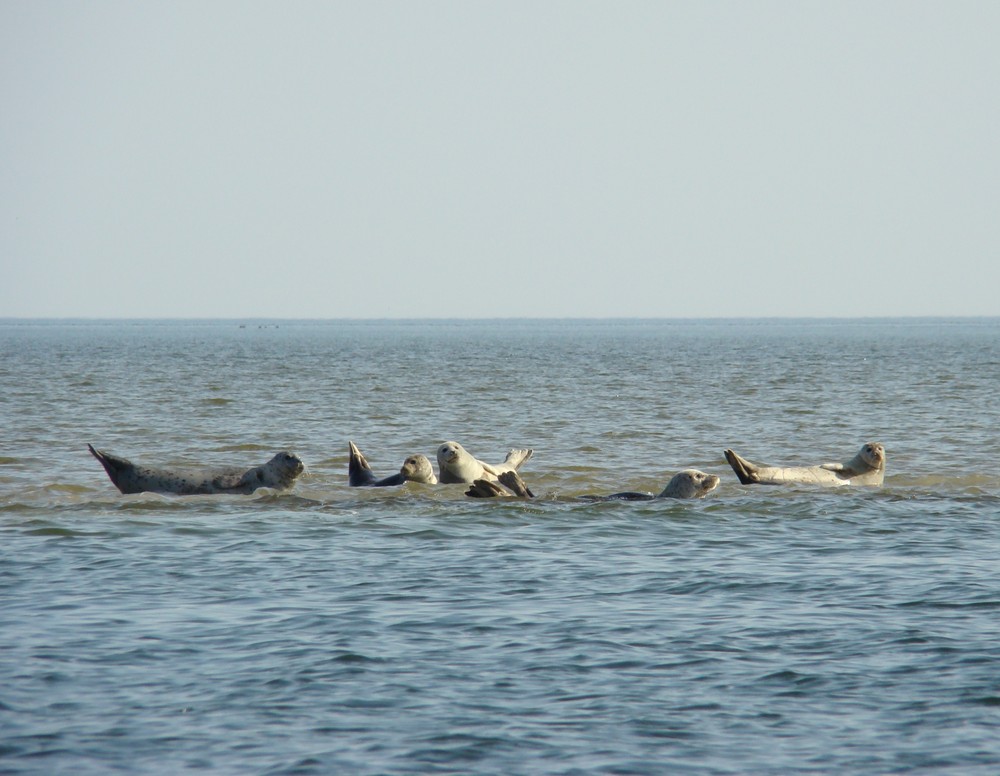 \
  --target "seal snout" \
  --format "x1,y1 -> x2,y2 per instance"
863,442 -> 885,467
277,451 -> 304,473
